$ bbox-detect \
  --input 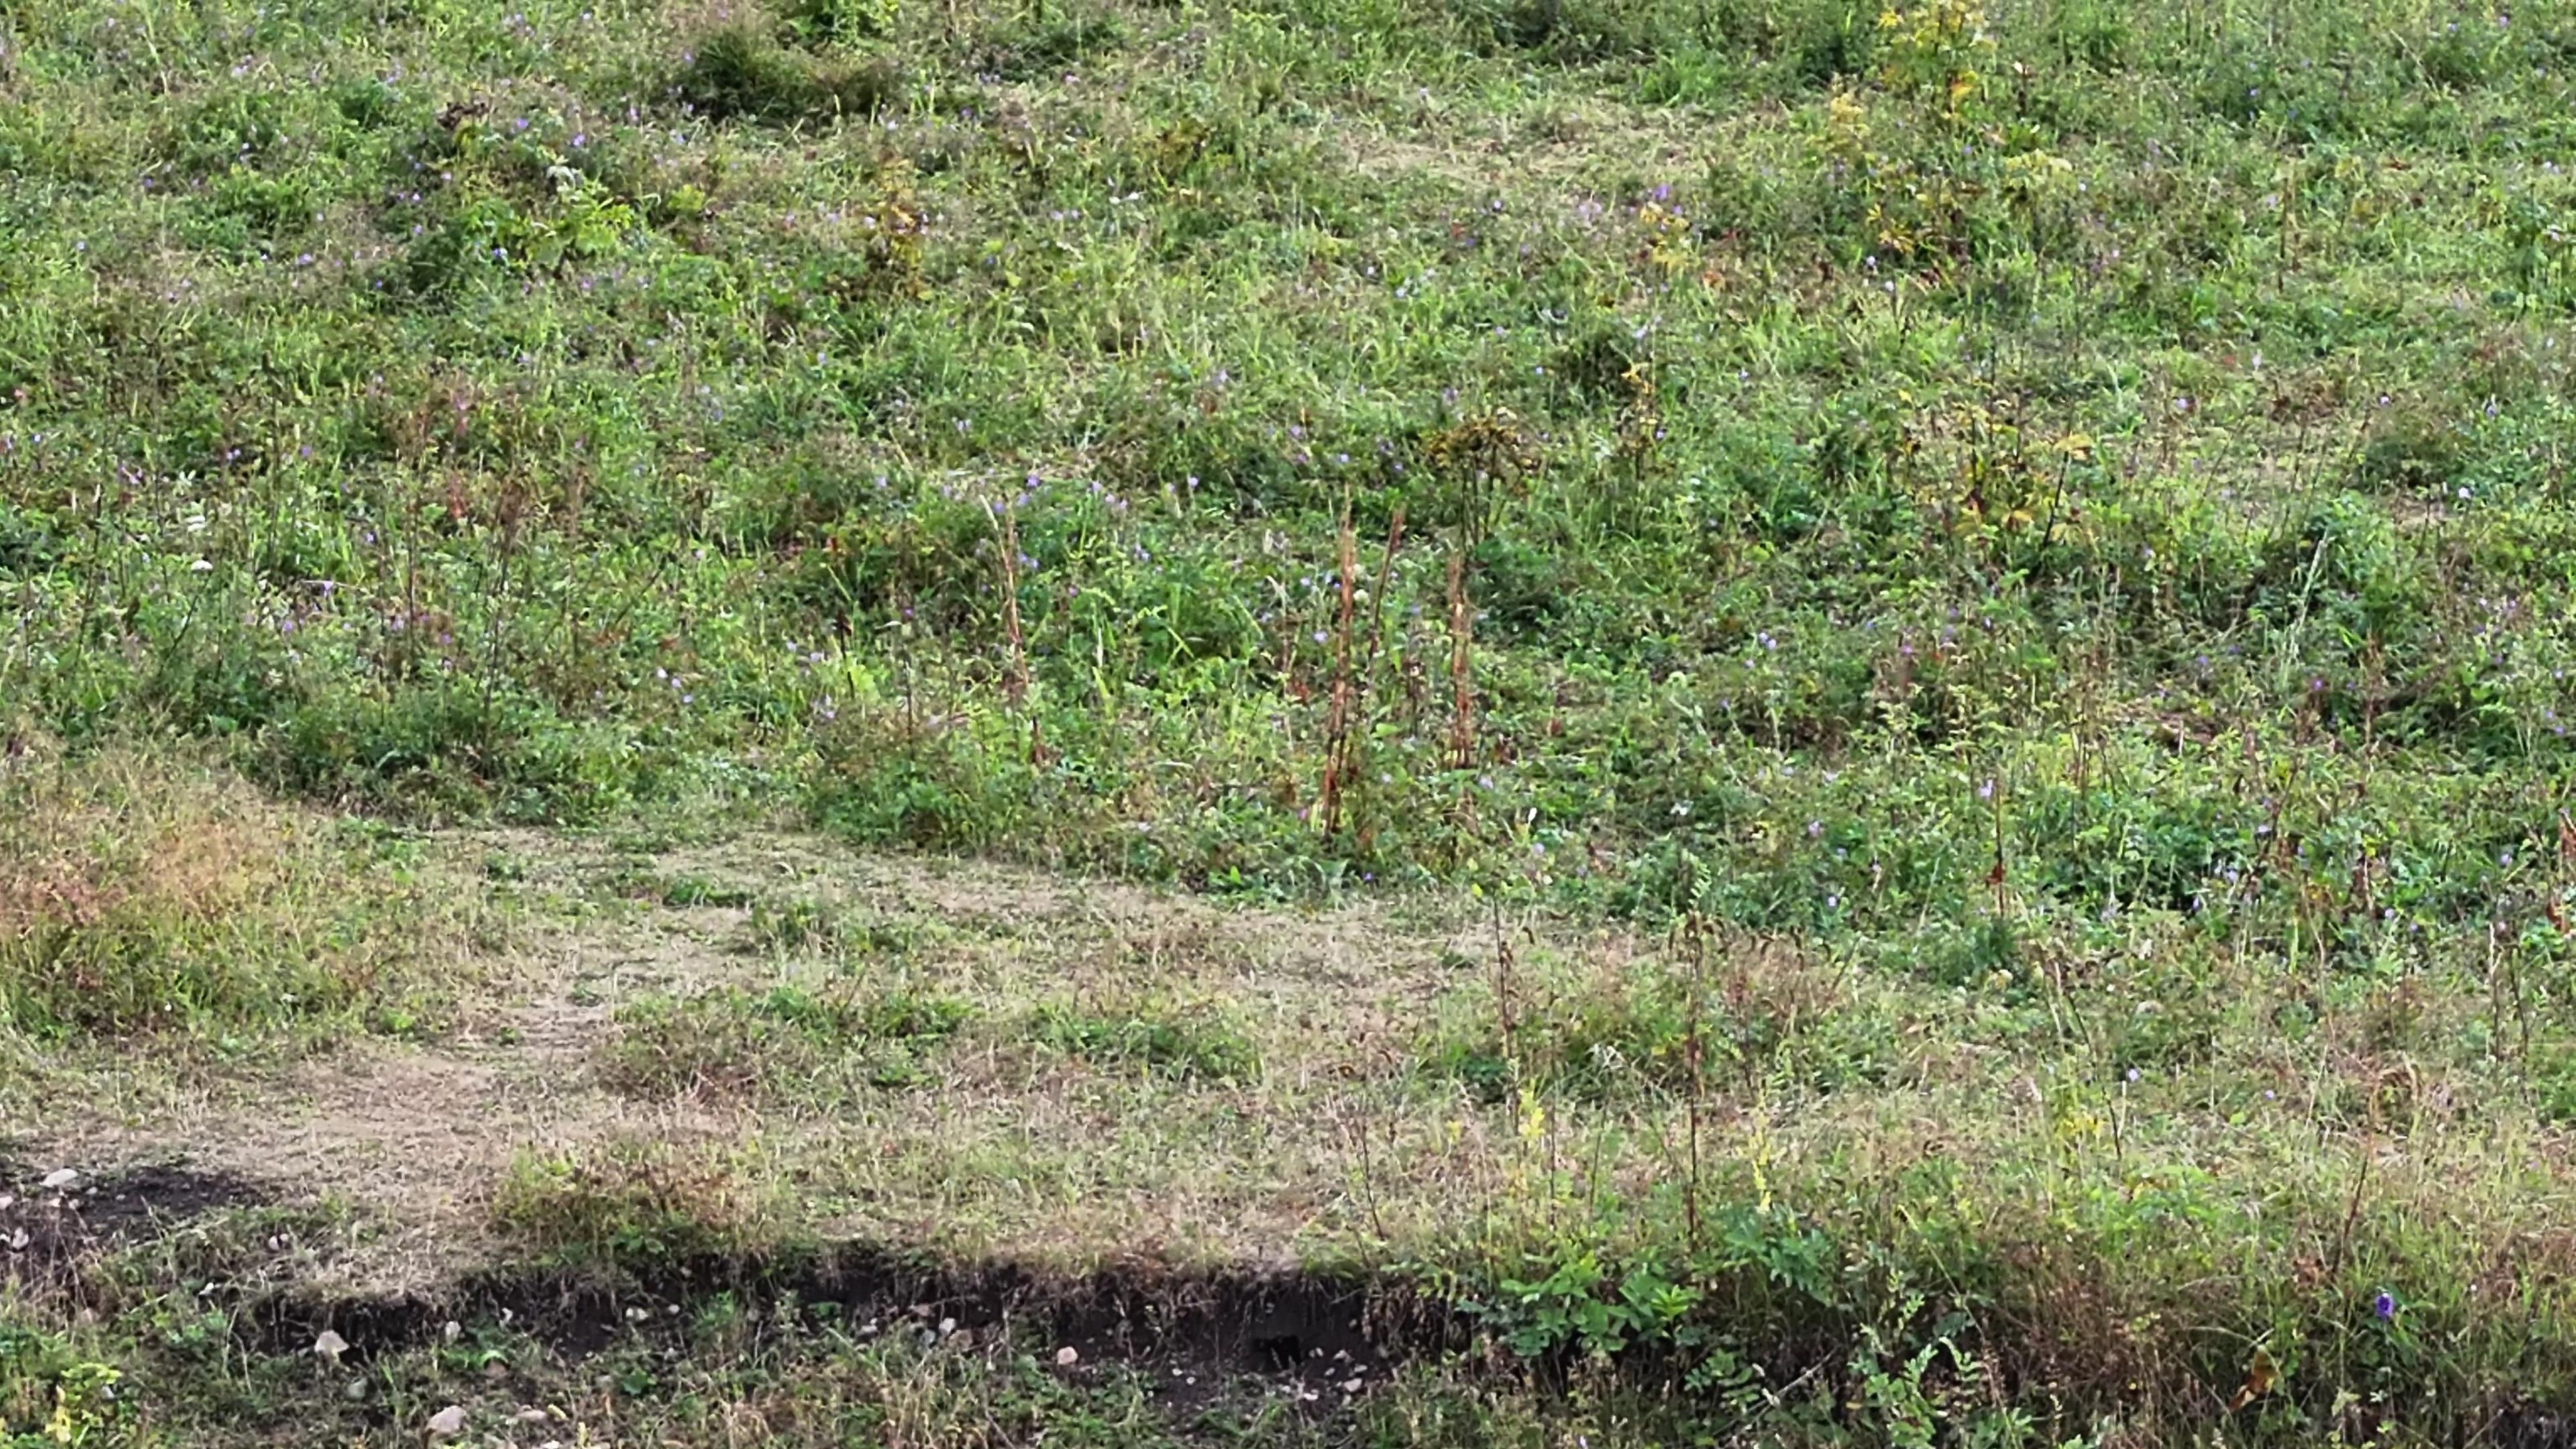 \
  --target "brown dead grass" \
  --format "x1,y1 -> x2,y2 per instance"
0,744 -> 488,1052
0,743 -> 284,943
